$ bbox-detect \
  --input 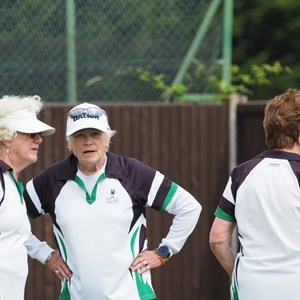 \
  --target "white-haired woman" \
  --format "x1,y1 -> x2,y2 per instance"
24,102 -> 201,300
0,95 -> 72,300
